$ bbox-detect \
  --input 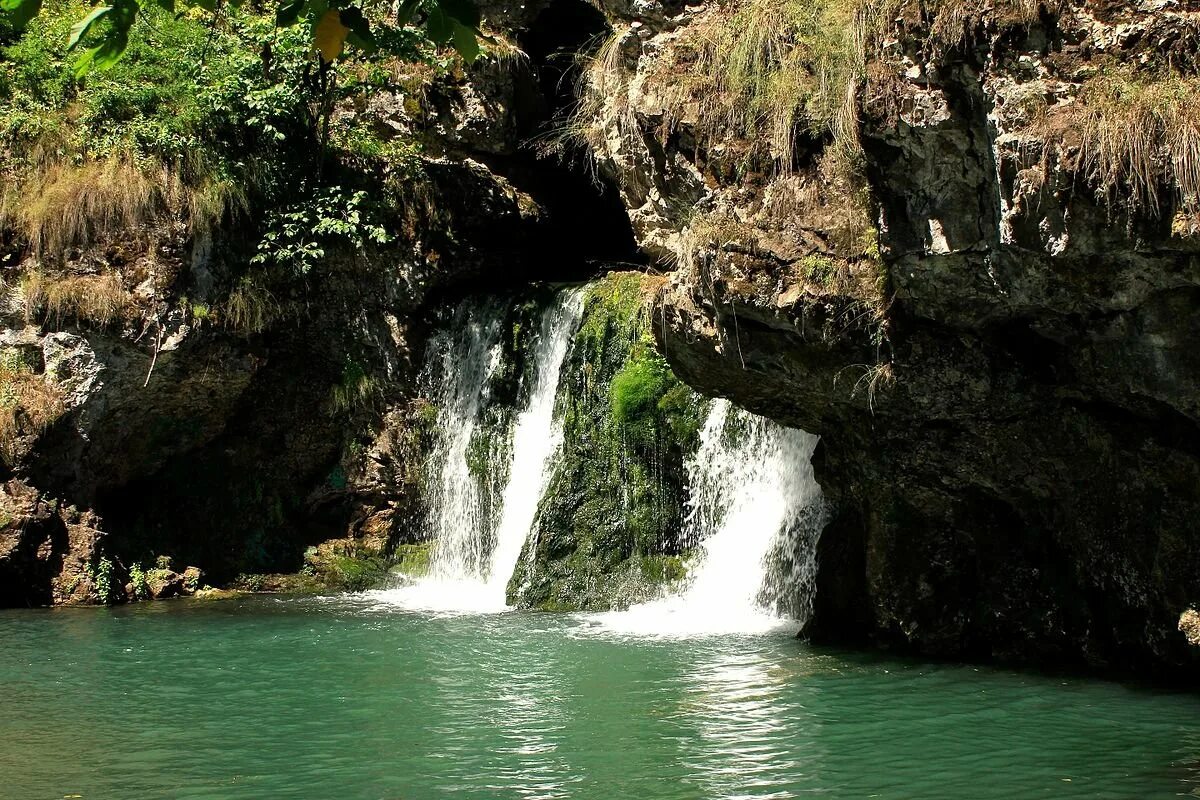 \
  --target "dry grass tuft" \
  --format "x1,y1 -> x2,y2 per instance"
1038,71 -> 1200,222
645,0 -> 884,173
564,0 -> 895,176
0,349 -> 64,466
480,30 -> 530,71
837,360 -> 896,412
222,276 -> 280,335
536,29 -> 635,165
2,159 -> 177,260
0,155 -> 245,261
926,0 -> 1065,49
23,272 -> 134,329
